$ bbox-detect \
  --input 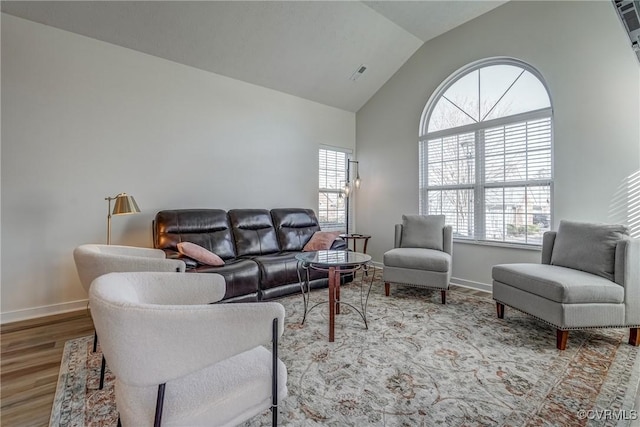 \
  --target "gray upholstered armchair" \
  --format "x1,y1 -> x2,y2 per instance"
493,220 -> 639,350
383,215 -> 453,304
